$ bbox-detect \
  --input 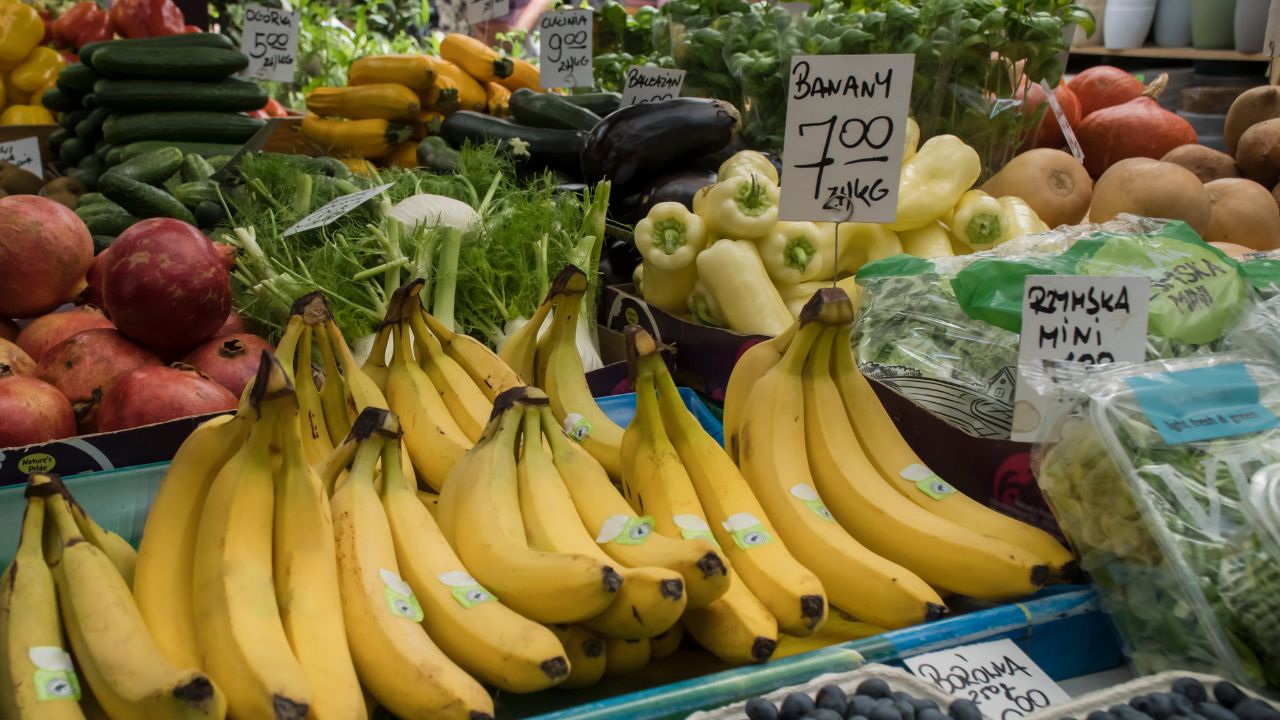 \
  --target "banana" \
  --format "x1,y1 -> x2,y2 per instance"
829,322 -> 1076,576
314,318 -> 353,445
273,315 -> 306,378
274,404 -> 365,719
134,410 -> 250,671
805,327 -> 1049,599
435,389 -> 622,624
407,296 -> 491,442
417,489 -> 440,519
735,295 -> 945,629
721,323 -> 797,463
316,428 -> 360,497
497,293 -> 554,385
648,623 -> 684,659
518,409 -> 687,640
359,323 -> 393,394
296,325 -> 336,467
62,499 -> 138,588
419,305 -> 523,401
546,626 -> 606,690
773,607 -> 885,660
42,475 -> 227,720
385,319 -> 472,491
330,410 -> 495,720
681,569 -> 779,665
326,320 -> 389,414
379,428 -> 570,693
192,358 -> 311,719
602,638 -> 650,677
651,359 -> 828,637
0,485 -> 84,720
